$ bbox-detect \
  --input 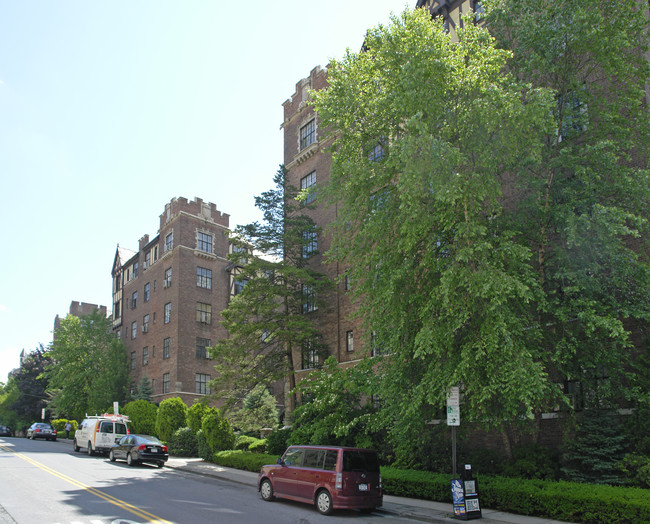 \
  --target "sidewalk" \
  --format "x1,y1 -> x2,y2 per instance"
165,457 -> 570,524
